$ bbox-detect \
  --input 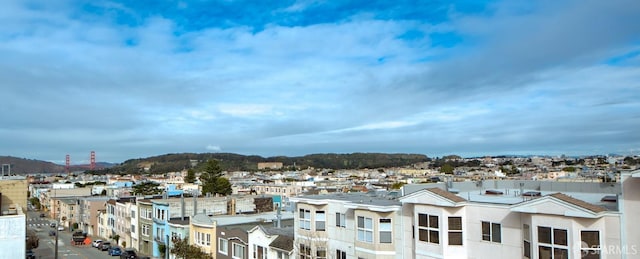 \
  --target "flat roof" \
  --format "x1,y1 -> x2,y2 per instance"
455,189 -> 618,211
293,193 -> 401,207
212,211 -> 295,226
